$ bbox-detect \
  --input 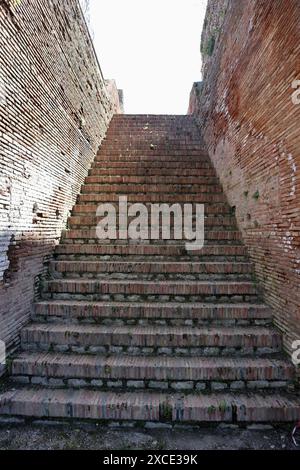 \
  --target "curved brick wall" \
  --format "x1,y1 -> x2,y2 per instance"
0,0 -> 120,355
190,0 -> 300,356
